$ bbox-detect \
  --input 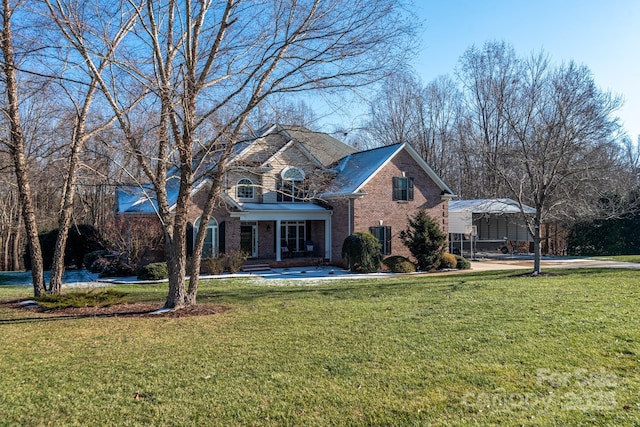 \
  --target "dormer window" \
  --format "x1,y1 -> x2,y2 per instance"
281,166 -> 305,181
278,166 -> 307,202
392,176 -> 414,201
236,178 -> 254,200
